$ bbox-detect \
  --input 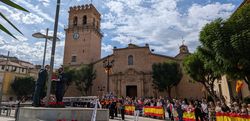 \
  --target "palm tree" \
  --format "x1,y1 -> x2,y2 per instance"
0,0 -> 29,39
